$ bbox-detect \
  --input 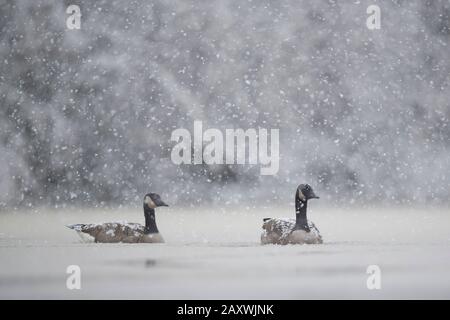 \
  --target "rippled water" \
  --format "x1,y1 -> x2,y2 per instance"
1,206 -> 449,299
